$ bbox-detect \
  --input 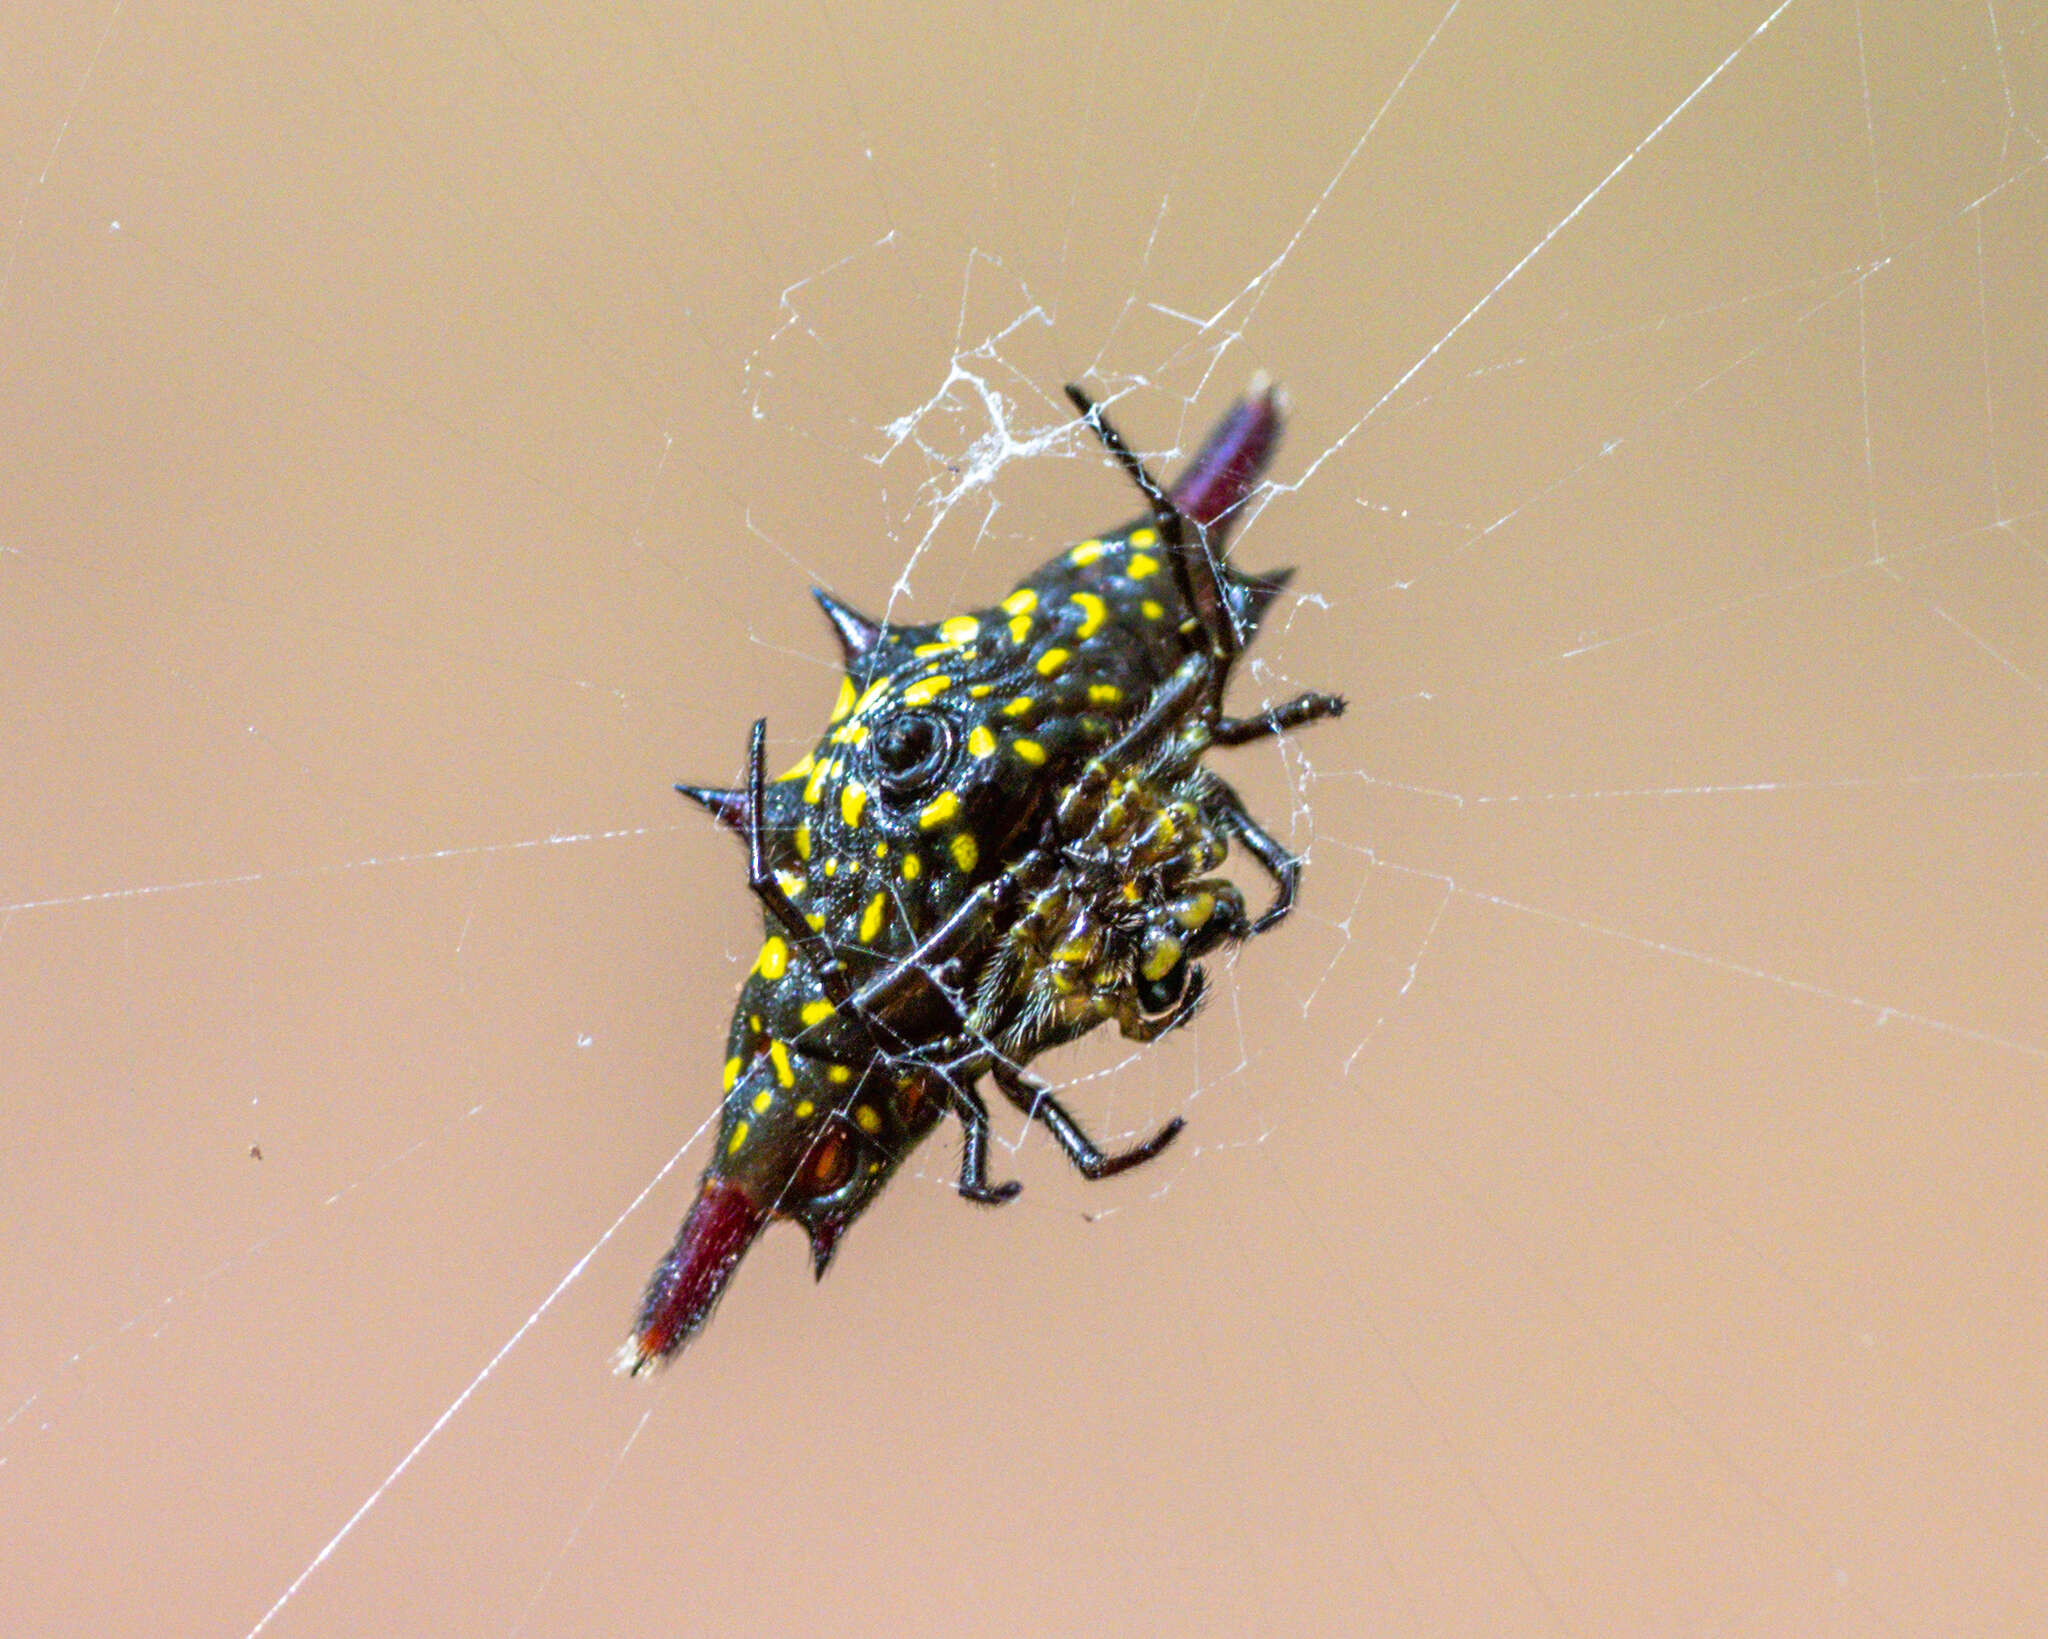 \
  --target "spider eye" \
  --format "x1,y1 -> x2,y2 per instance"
870,710 -> 954,797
